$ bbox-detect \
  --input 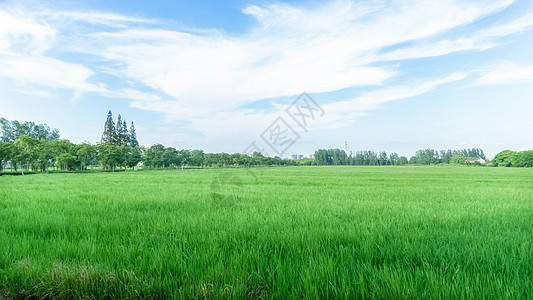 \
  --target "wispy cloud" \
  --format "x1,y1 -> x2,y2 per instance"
318,73 -> 468,128
474,61 -> 533,85
378,13 -> 533,61
66,0 -> 519,117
